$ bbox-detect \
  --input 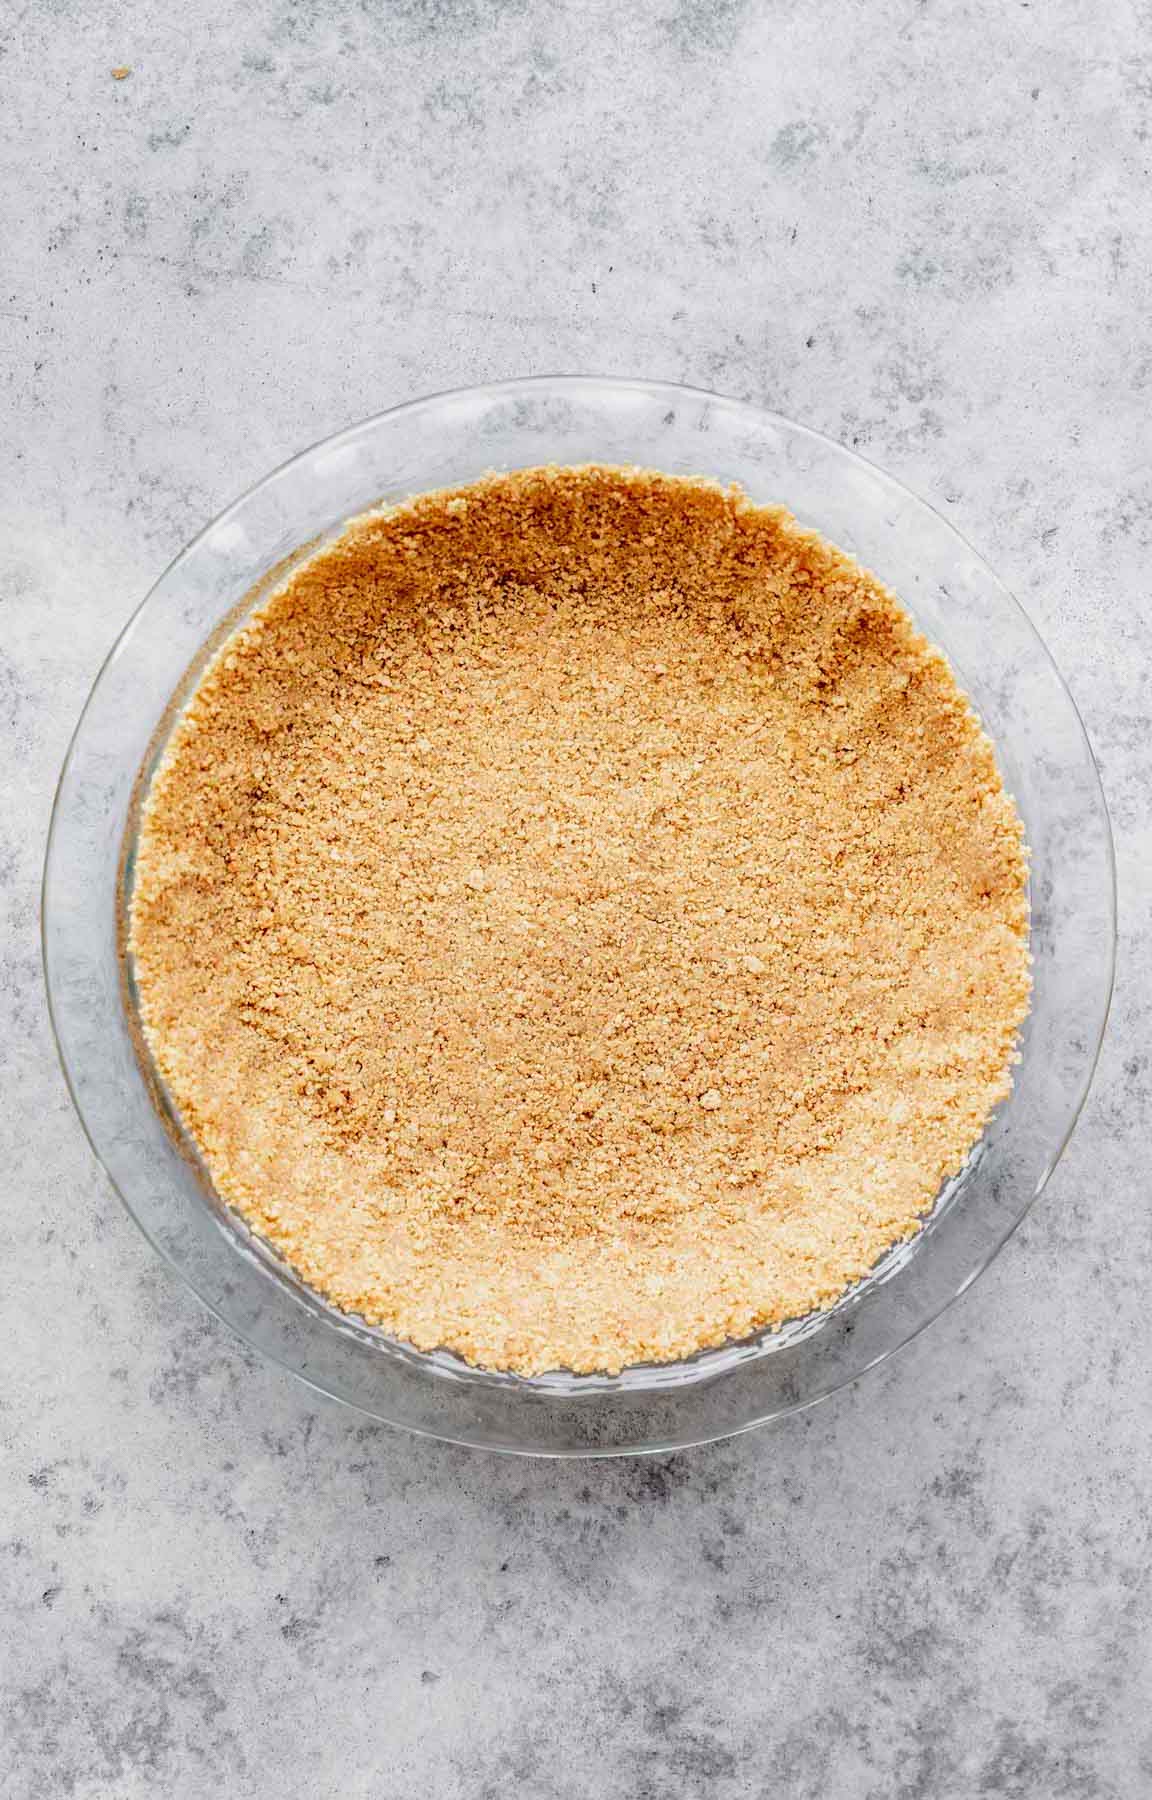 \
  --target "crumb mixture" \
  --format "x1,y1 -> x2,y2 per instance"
128,466 -> 1030,1375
